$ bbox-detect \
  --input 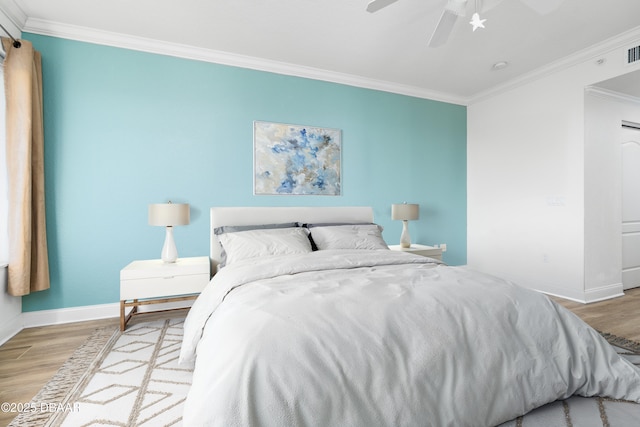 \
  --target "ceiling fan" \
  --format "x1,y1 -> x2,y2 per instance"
366,0 -> 564,48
